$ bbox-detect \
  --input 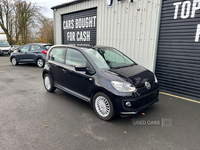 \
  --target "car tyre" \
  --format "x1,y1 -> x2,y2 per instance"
11,57 -> 18,66
37,58 -> 44,68
93,92 -> 115,121
43,74 -> 56,92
